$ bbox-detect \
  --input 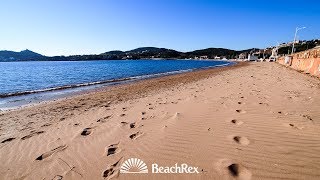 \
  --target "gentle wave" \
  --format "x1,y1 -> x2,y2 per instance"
0,62 -> 232,98
0,78 -> 132,98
